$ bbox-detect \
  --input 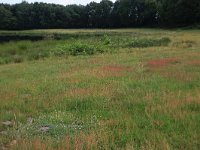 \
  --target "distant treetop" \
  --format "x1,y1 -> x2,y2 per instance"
0,0 -> 199,29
